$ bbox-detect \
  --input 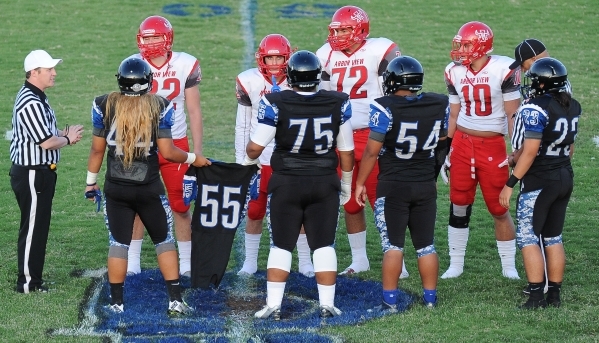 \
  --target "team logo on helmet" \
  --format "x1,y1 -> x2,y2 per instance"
475,29 -> 491,42
131,83 -> 147,92
351,10 -> 366,23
